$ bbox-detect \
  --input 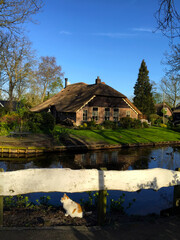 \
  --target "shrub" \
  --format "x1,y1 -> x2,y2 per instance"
0,122 -> 9,136
149,114 -> 162,125
119,117 -> 132,129
27,112 -> 55,133
110,194 -> 136,214
102,120 -> 115,129
52,127 -> 69,143
62,118 -> 75,127
167,117 -> 173,128
0,112 -> 20,130
86,120 -> 97,128
159,123 -> 167,128
131,119 -> 142,129
26,112 -> 43,133
154,117 -> 163,126
142,121 -> 149,128
0,107 -> 7,117
41,112 -> 55,132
